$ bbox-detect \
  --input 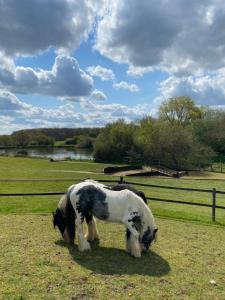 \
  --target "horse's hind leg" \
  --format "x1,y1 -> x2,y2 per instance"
75,213 -> 91,252
85,215 -> 99,242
